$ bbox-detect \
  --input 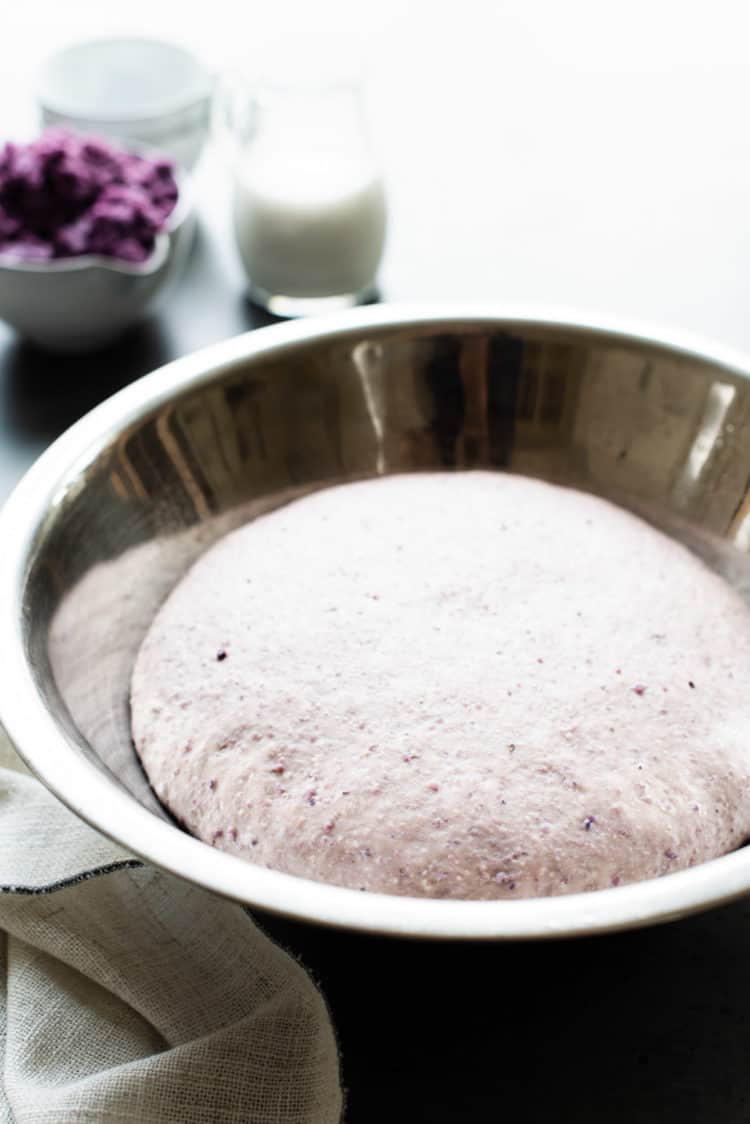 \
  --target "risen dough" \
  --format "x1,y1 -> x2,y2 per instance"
130,472 -> 750,899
